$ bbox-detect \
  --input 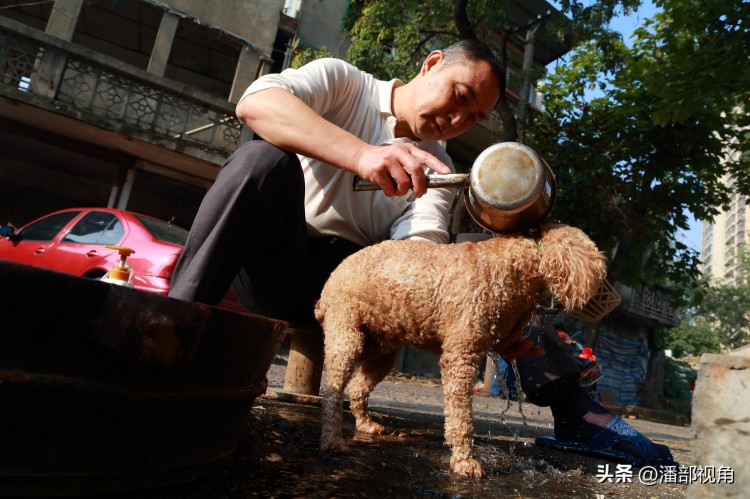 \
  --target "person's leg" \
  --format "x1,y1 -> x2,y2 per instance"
297,236 -> 363,323
515,308 -> 677,466
515,307 -> 609,435
515,307 -> 581,406
538,382 -> 677,466
307,237 -> 363,295
169,140 -> 310,321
